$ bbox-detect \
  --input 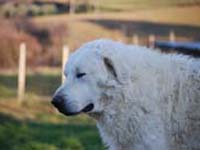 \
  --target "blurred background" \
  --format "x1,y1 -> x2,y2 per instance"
0,0 -> 200,150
